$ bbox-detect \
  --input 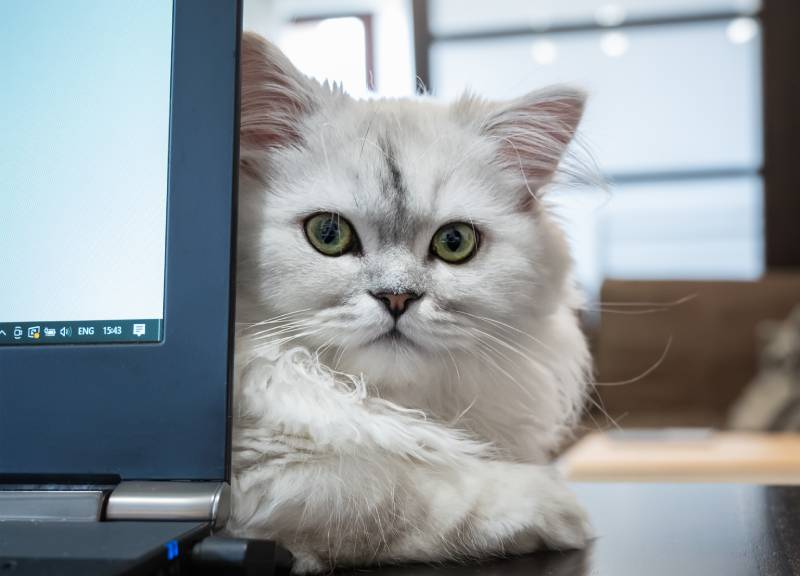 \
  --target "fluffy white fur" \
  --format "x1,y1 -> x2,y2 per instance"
228,33 -> 593,573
